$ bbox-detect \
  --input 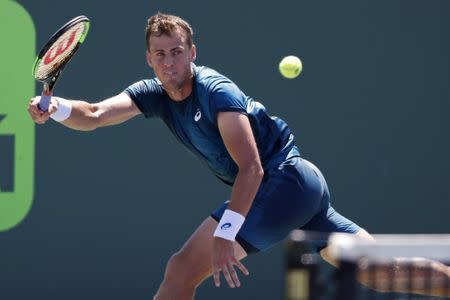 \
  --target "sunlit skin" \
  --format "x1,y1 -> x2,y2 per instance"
146,29 -> 196,101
